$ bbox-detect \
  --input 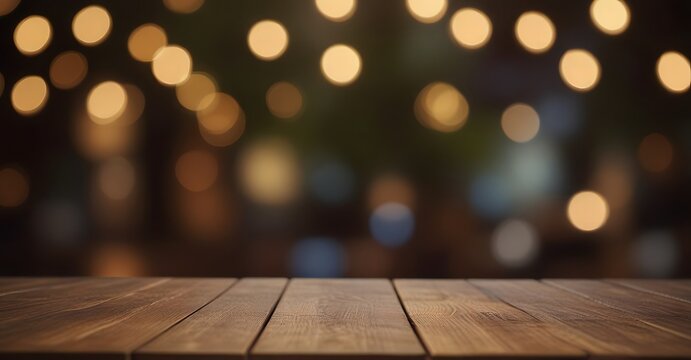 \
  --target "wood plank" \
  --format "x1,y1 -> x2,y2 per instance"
0,277 -> 78,296
394,279 -> 584,359
608,279 -> 691,303
251,278 -> 426,360
546,279 -> 691,339
135,278 -> 287,360
472,279 -> 691,358
0,278 -> 233,360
